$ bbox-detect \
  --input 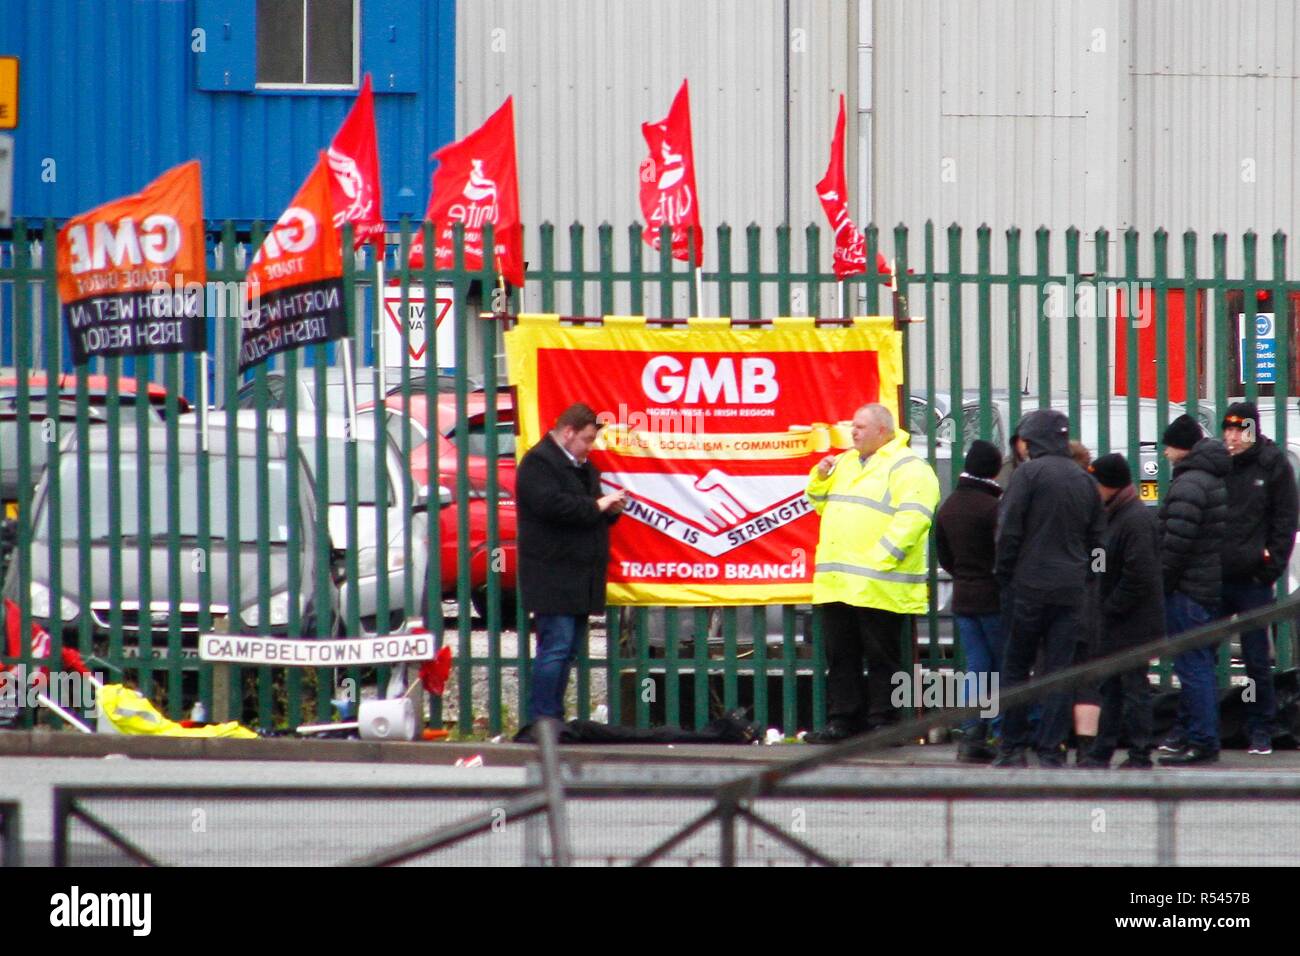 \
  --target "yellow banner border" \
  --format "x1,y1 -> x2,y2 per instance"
503,314 -> 904,605
504,314 -> 903,454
